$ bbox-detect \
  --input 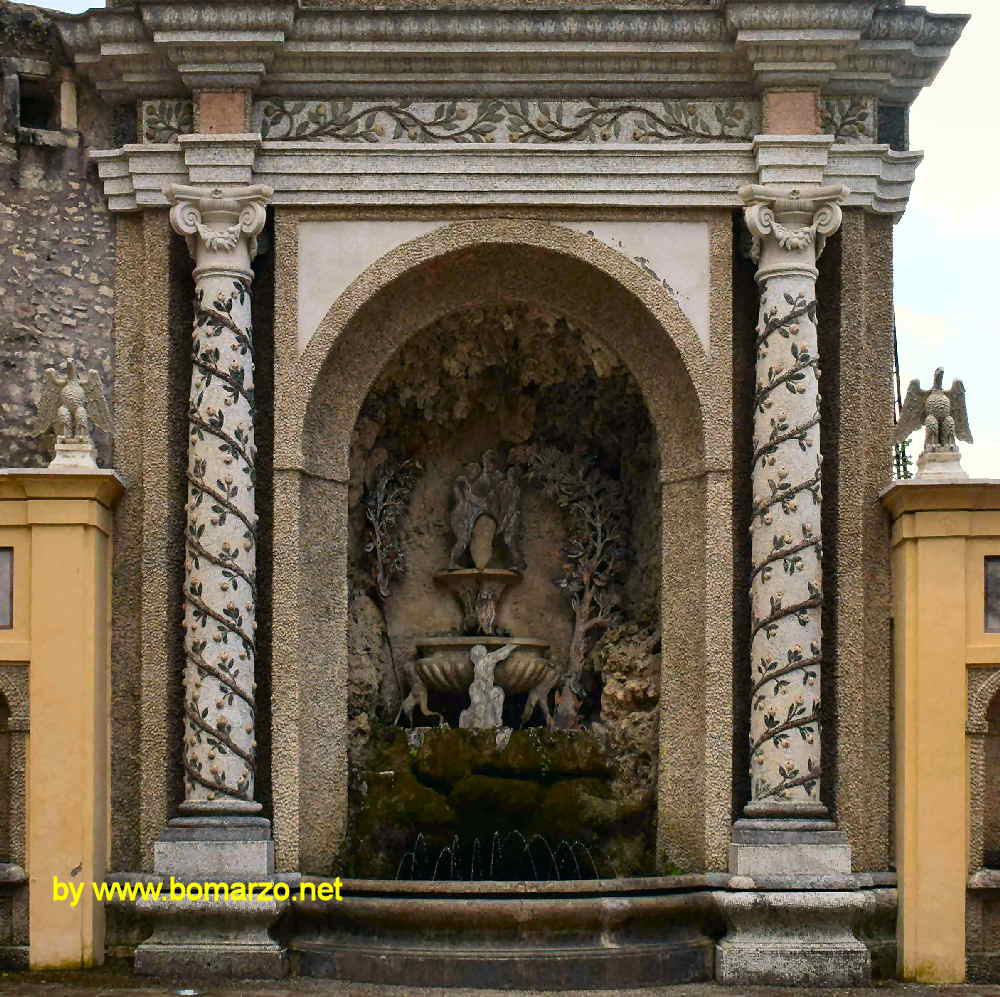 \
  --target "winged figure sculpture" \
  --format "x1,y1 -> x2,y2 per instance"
33,359 -> 112,446
893,367 -> 972,455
